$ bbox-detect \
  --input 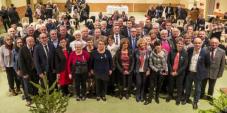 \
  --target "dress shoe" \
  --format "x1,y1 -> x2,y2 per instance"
101,96 -> 106,101
119,95 -> 123,100
176,100 -> 180,105
81,97 -> 86,101
155,97 -> 159,104
96,97 -> 101,101
125,94 -> 129,100
16,88 -> 22,94
76,97 -> 80,101
144,101 -> 151,105
166,96 -> 172,102
136,96 -> 140,102
192,102 -> 198,109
